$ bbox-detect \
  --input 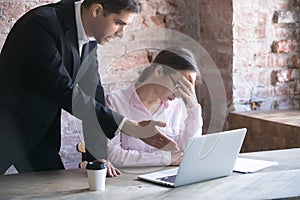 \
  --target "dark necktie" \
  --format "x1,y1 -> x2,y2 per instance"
79,41 -> 106,162
73,41 -> 97,81
81,41 -> 97,64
